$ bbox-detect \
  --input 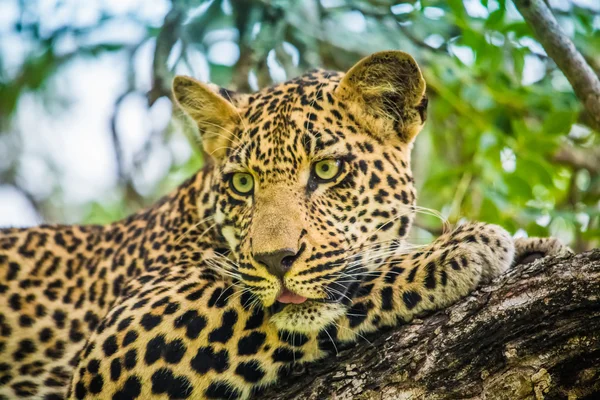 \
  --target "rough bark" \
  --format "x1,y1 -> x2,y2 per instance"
265,249 -> 600,399
514,0 -> 600,132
